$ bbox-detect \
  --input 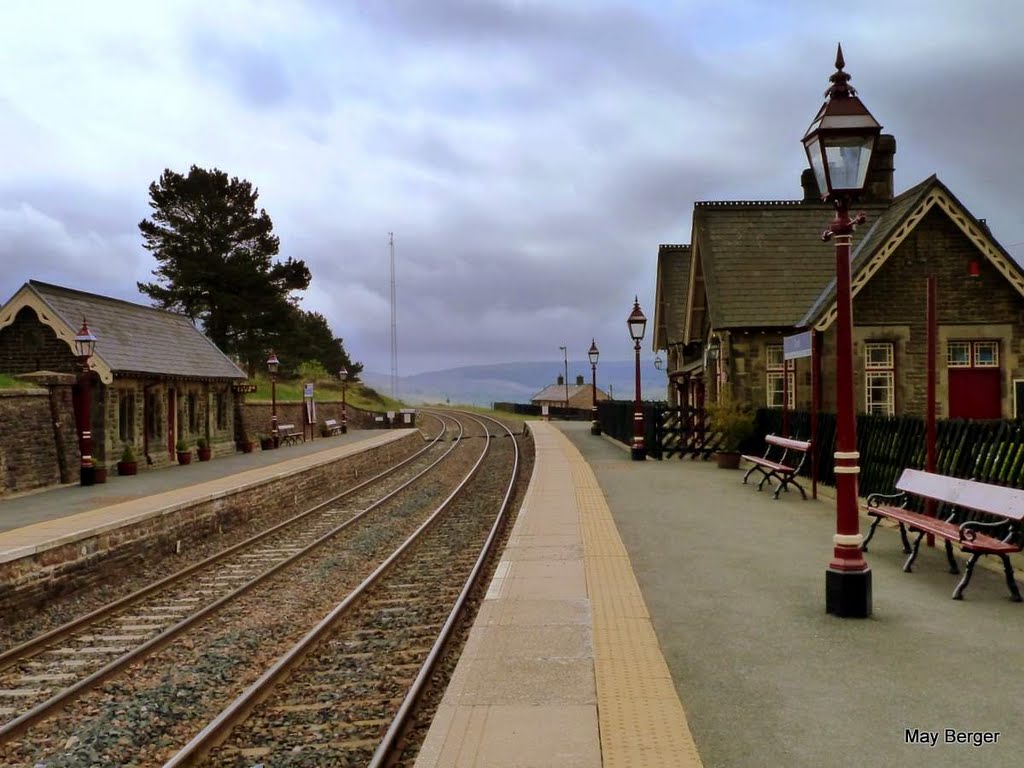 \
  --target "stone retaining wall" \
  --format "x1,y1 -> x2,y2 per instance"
0,431 -> 423,619
0,379 -> 78,496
